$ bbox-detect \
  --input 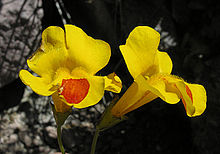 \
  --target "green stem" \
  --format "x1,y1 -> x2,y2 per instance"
90,128 -> 100,154
57,125 -> 65,154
